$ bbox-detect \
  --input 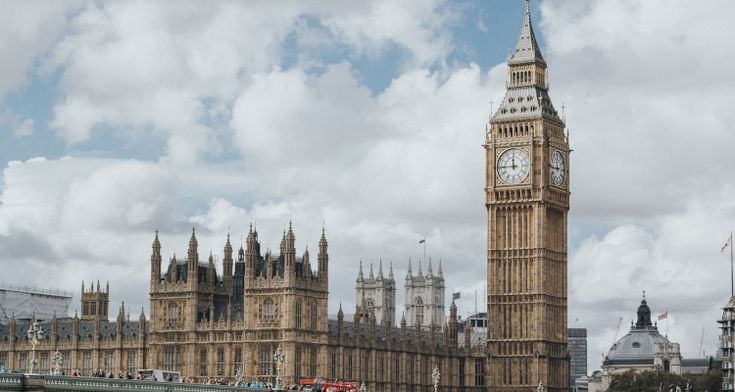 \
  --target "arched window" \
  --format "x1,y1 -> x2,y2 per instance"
415,296 -> 424,324
295,300 -> 302,329
310,301 -> 318,330
167,302 -> 180,326
262,298 -> 276,323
